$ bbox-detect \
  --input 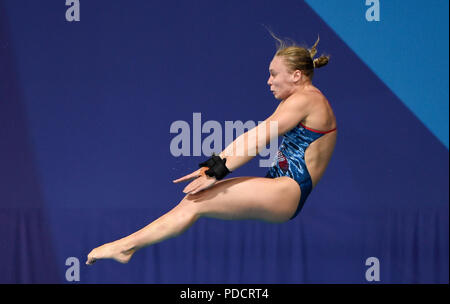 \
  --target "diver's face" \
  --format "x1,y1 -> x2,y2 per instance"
267,56 -> 295,100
